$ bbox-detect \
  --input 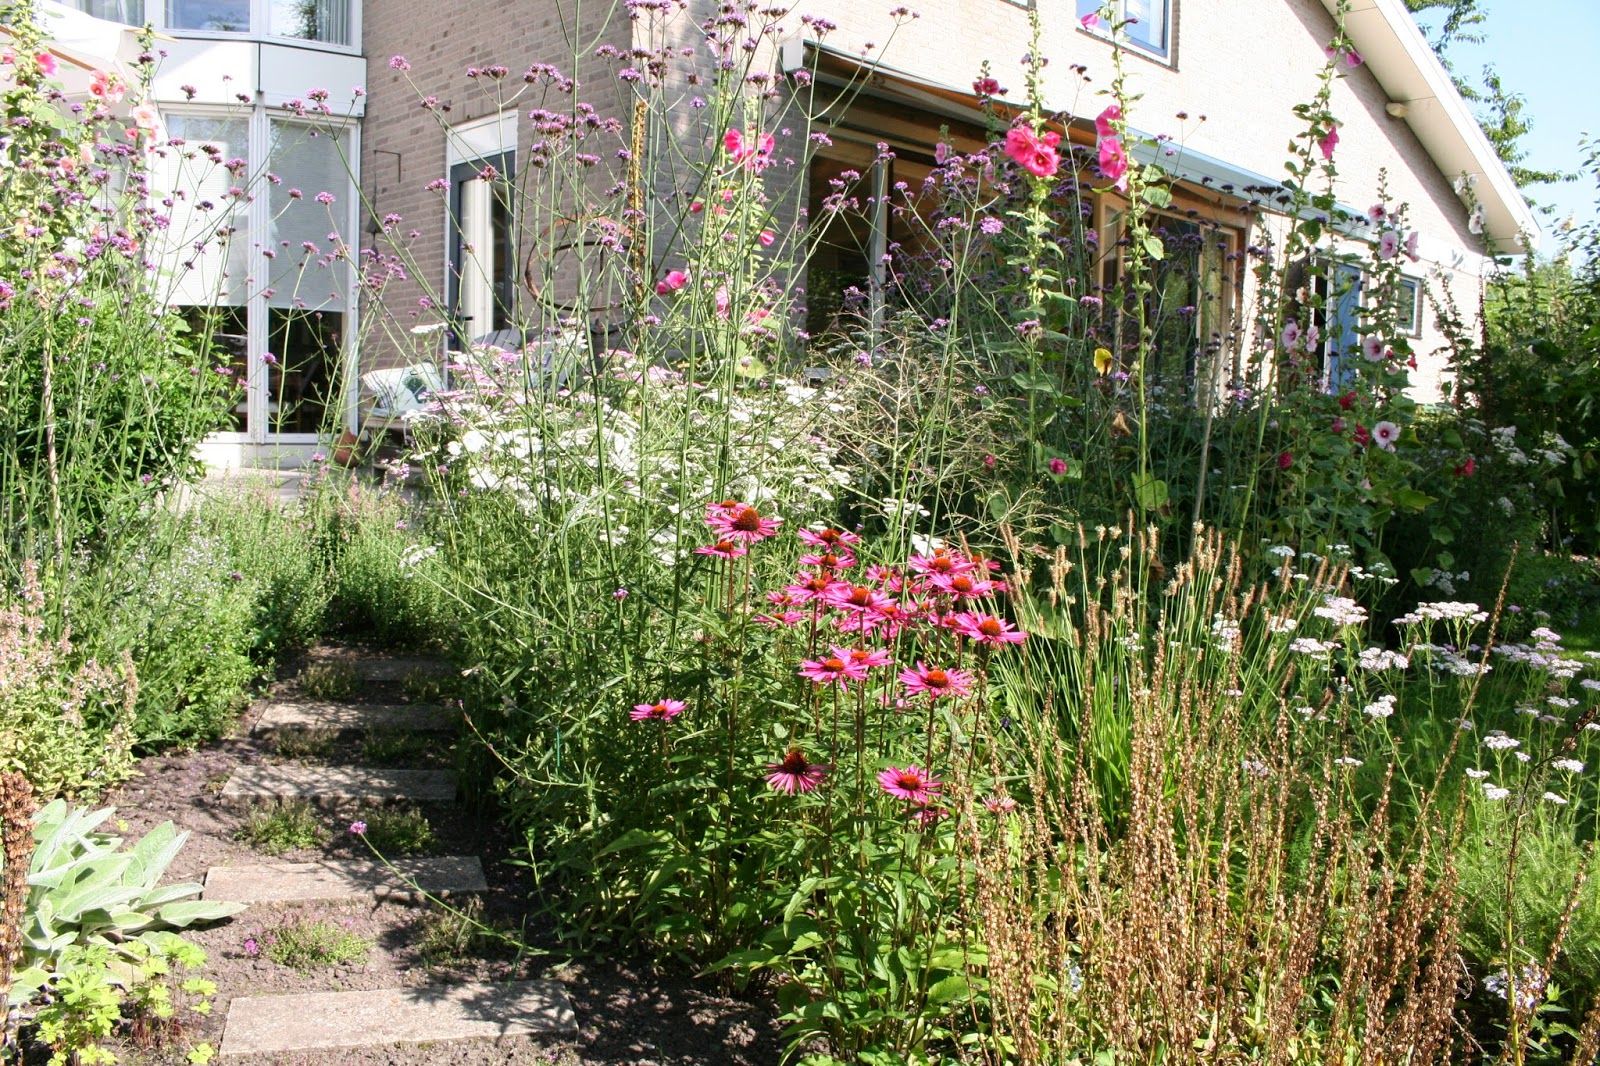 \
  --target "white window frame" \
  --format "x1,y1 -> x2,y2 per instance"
152,0 -> 361,55
1077,0 -> 1175,64
443,112 -> 518,348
